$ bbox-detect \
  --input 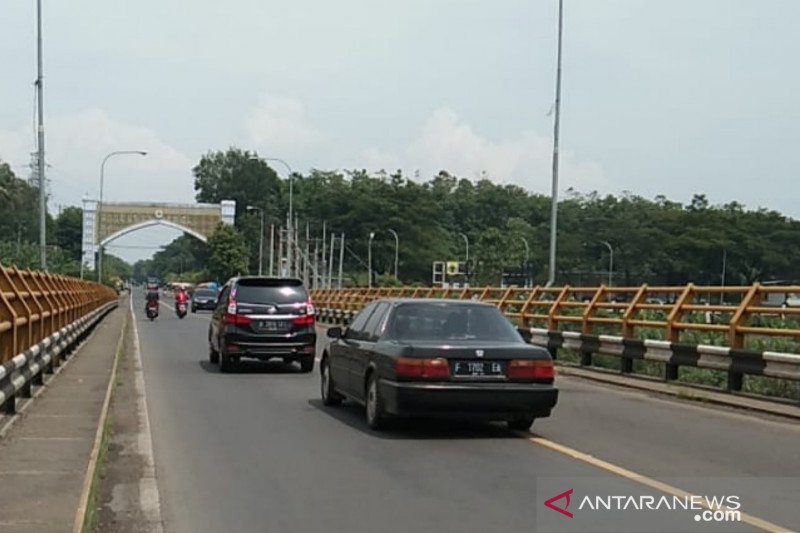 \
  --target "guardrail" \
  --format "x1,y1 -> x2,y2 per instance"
310,284 -> 800,403
0,265 -> 118,415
